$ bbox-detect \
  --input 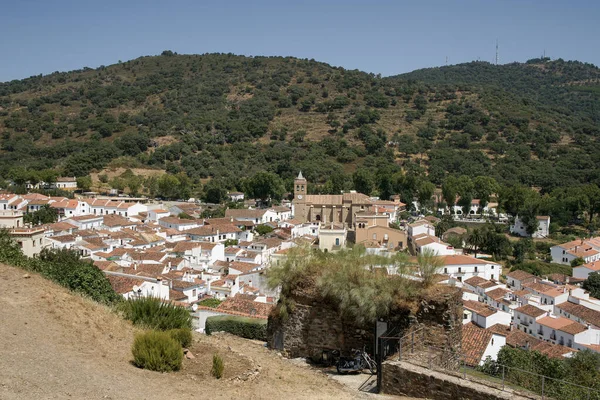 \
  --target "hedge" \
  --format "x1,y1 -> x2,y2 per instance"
205,315 -> 267,341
